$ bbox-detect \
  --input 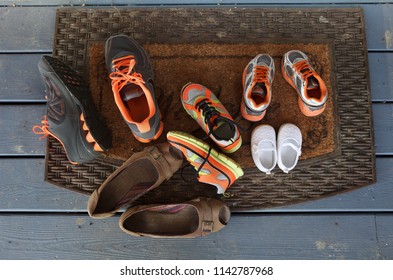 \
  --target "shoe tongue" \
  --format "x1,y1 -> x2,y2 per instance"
212,120 -> 235,141
121,84 -> 144,101
252,83 -> 267,97
307,76 -> 319,90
